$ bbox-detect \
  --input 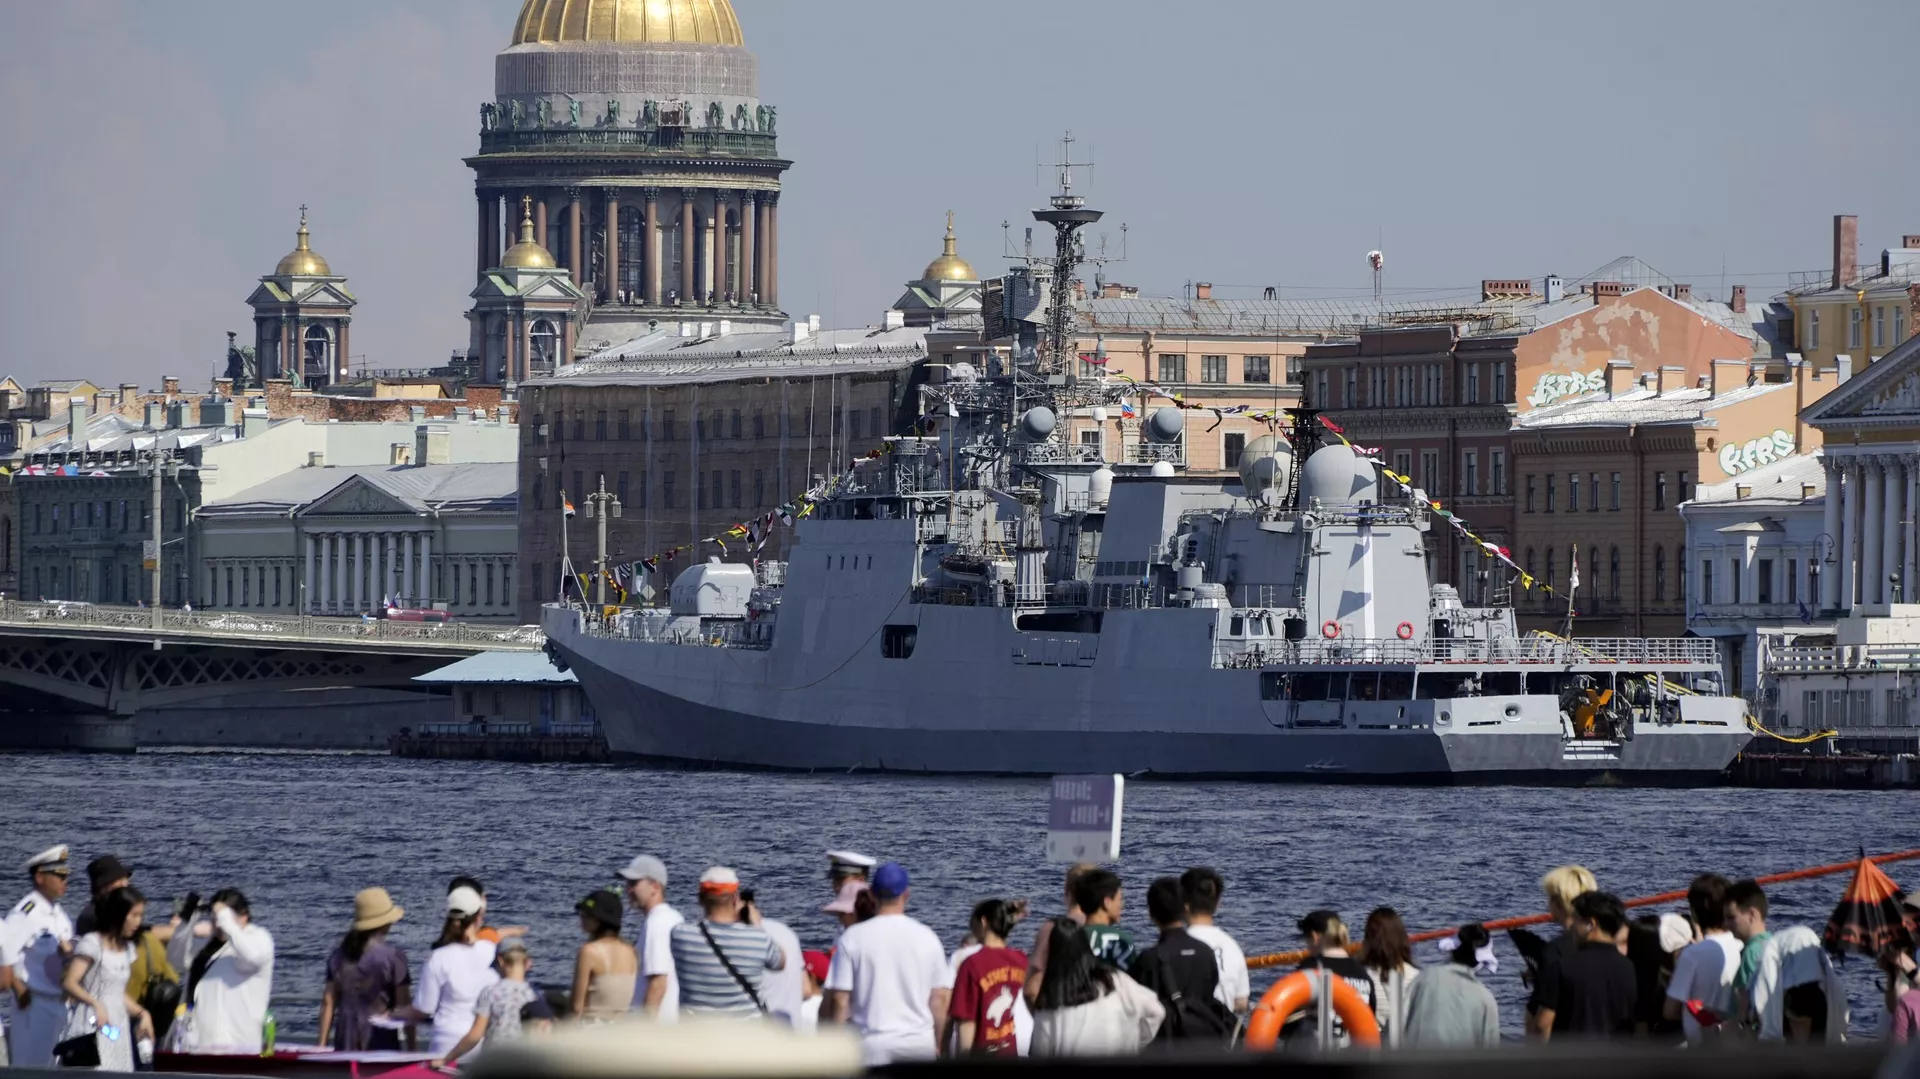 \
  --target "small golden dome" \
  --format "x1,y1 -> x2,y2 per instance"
274,207 -> 331,276
921,212 -> 977,282
511,0 -> 744,47
500,196 -> 558,269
